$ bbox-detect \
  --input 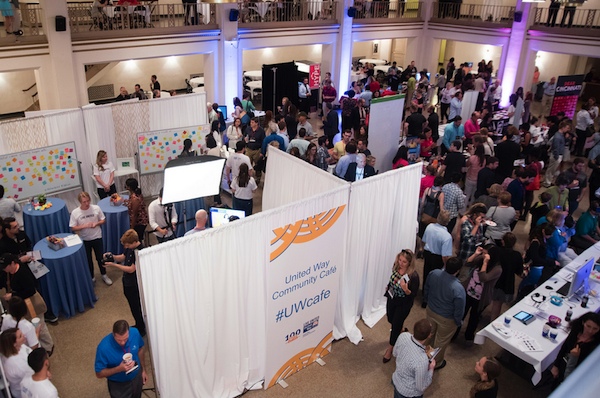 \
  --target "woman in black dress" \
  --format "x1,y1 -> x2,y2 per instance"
382,249 -> 420,362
